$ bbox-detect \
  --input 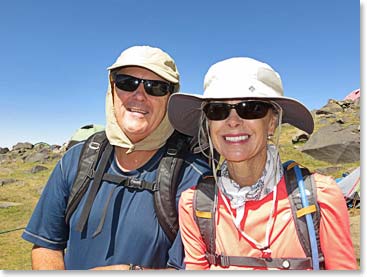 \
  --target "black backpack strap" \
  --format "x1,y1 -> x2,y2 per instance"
65,131 -> 109,225
75,141 -> 113,233
203,254 -> 312,269
154,131 -> 192,243
283,161 -> 325,269
193,176 -> 217,263
102,173 -> 157,191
